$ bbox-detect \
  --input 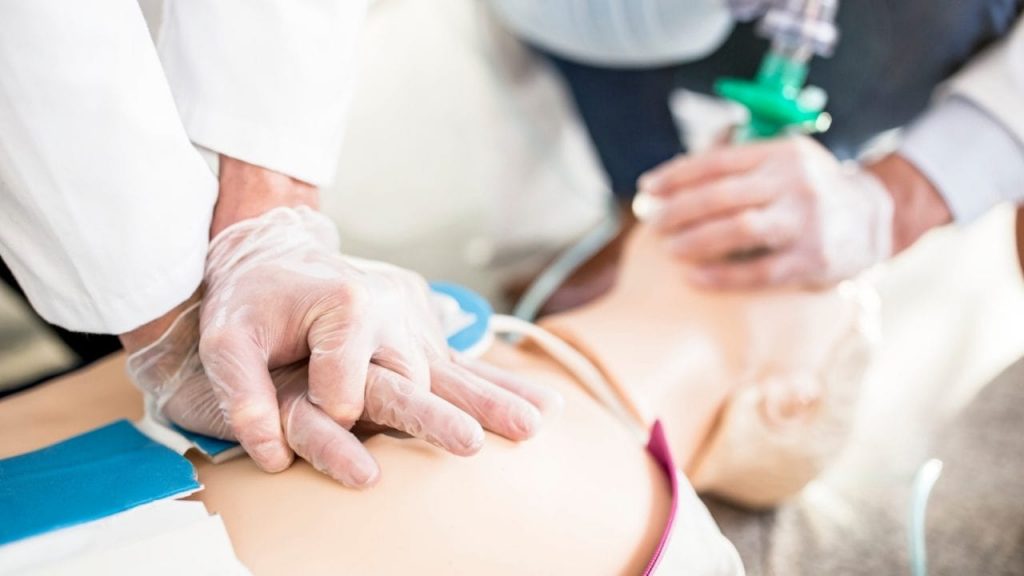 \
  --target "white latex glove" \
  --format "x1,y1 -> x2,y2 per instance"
127,297 -> 559,487
157,206 -> 558,484
633,136 -> 894,288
